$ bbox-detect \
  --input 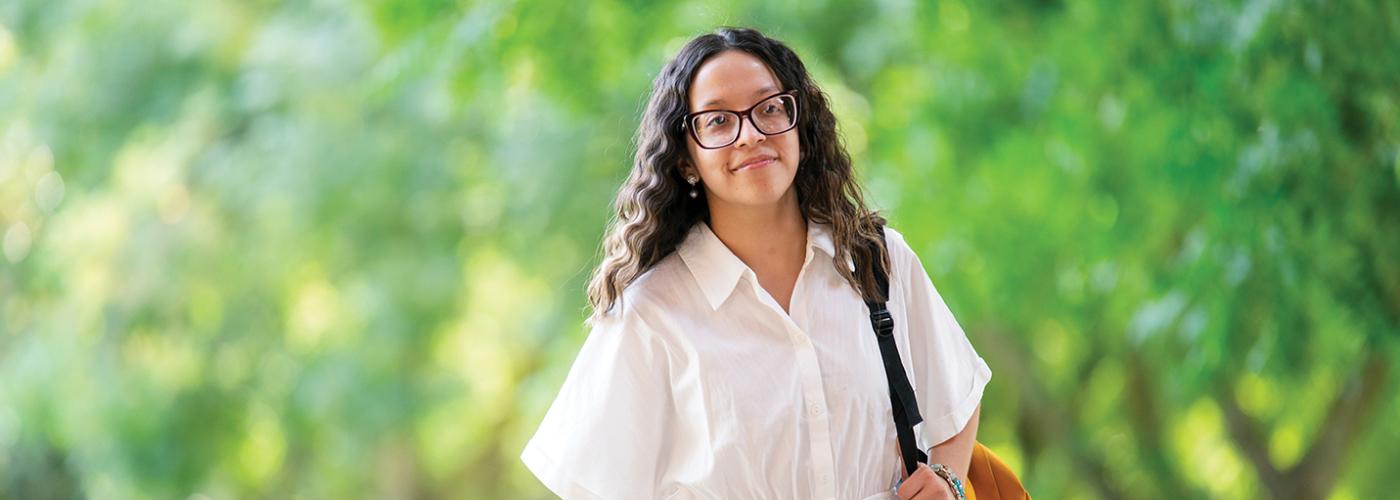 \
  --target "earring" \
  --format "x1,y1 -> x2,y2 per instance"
686,175 -> 699,199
